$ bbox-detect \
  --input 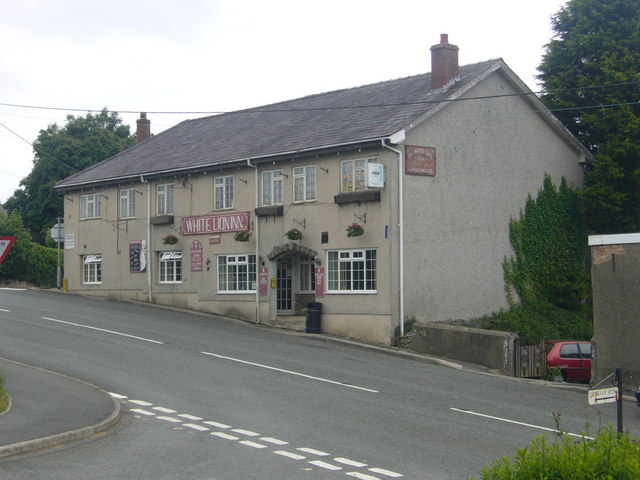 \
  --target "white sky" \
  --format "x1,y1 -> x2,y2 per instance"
0,0 -> 567,204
